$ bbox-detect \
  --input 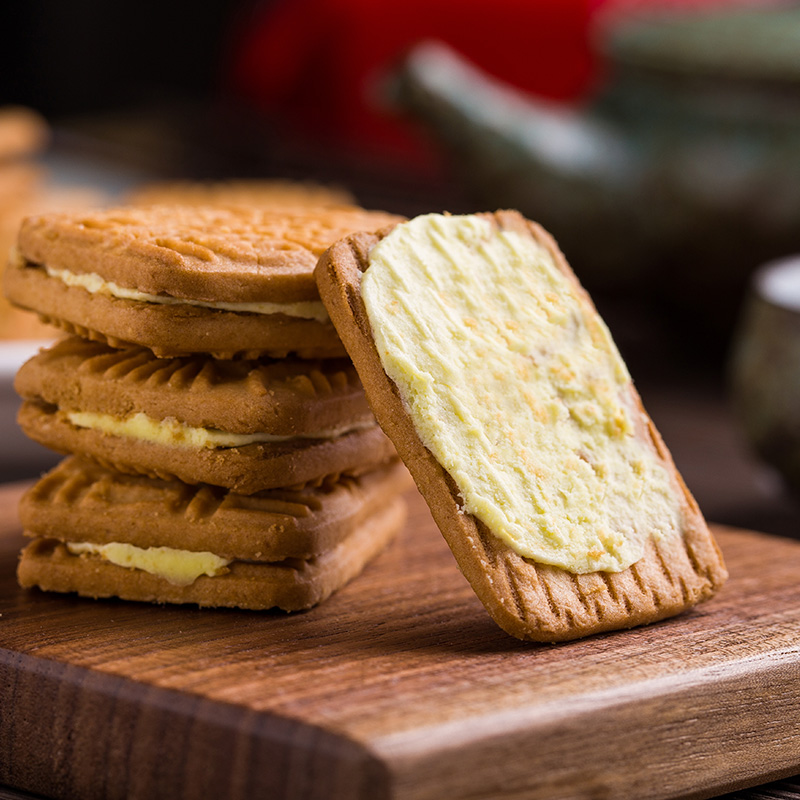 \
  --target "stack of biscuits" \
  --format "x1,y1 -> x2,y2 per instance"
4,201 -> 410,611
